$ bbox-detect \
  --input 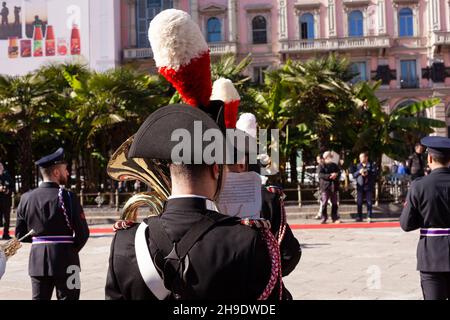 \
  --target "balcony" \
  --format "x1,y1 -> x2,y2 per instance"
123,48 -> 153,60
208,42 -> 238,55
433,31 -> 450,45
400,77 -> 419,89
280,36 -> 390,53
123,42 -> 237,60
